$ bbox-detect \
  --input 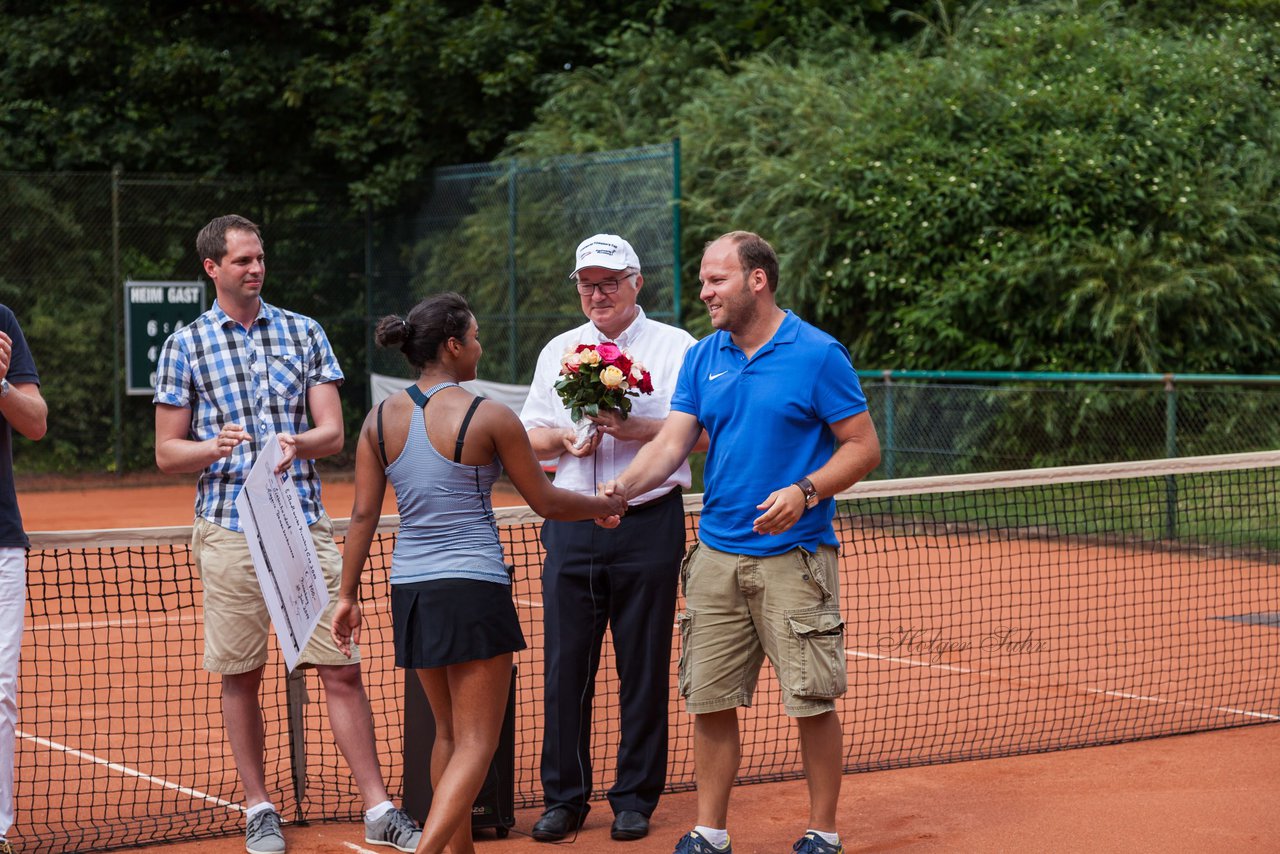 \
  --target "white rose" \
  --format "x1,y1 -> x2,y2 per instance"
600,365 -> 625,388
